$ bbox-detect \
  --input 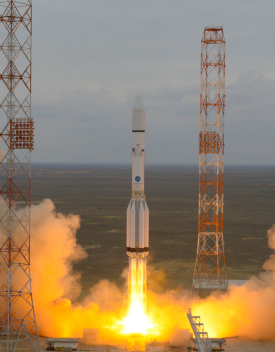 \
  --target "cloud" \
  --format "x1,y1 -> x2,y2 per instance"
27,1 -> 275,164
